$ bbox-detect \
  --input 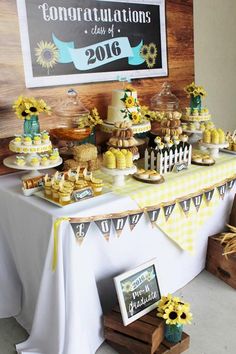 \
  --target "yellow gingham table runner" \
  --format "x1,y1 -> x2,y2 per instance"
96,153 -> 236,252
